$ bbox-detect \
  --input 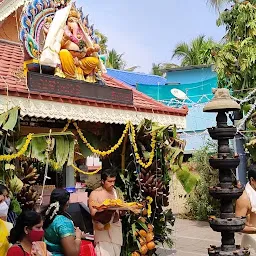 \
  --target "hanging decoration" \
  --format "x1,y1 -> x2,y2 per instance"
146,196 -> 153,217
62,120 -> 71,132
74,121 -> 130,157
130,123 -> 156,169
0,133 -> 33,162
71,164 -> 102,175
0,119 -> 156,168
62,120 -> 158,168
